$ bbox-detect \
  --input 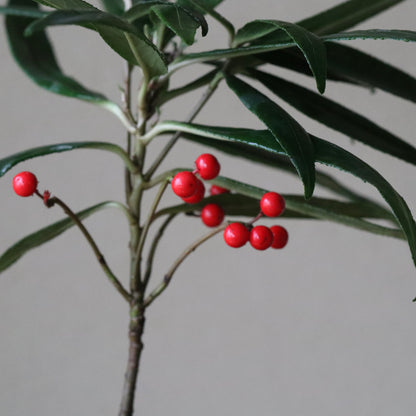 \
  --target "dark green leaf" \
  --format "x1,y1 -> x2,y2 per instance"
151,4 -> 207,45
323,29 -> 416,43
0,202 -> 113,273
298,0 -> 404,35
225,75 -> 316,199
5,0 -> 110,105
258,43 -> 416,103
177,0 -> 223,12
248,69 -> 416,165
99,0 -> 124,15
0,5 -> 48,18
32,0 -> 167,77
234,20 -> 327,93
124,1 -> 170,21
0,141 -> 137,177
